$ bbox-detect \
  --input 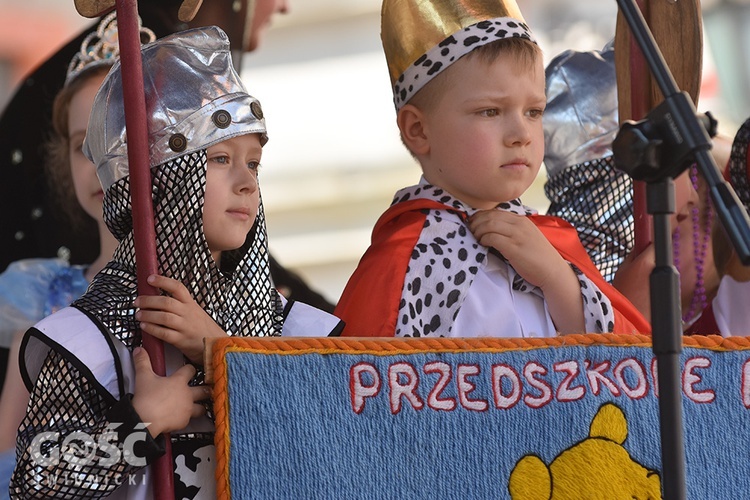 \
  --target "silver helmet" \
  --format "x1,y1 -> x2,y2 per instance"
543,41 -> 617,178
84,25 -> 268,191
